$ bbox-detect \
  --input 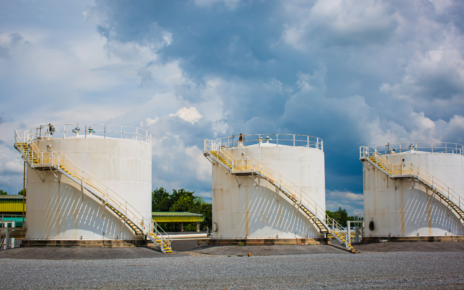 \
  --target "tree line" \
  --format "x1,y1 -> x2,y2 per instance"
152,187 -> 212,232
0,189 -> 25,196
326,207 -> 360,227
